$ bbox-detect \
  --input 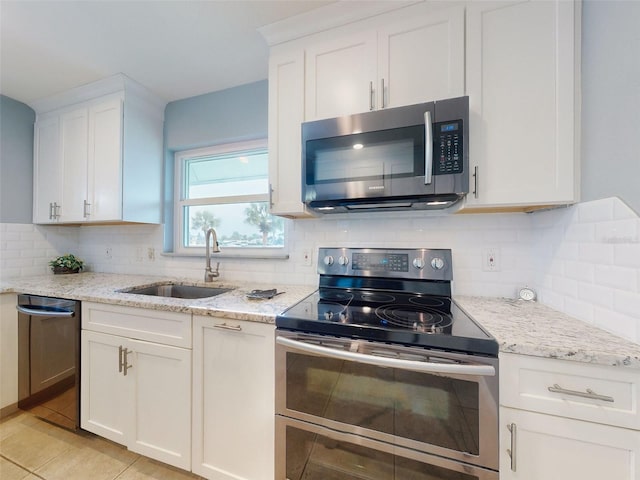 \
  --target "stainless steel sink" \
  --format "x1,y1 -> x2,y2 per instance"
123,284 -> 232,299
